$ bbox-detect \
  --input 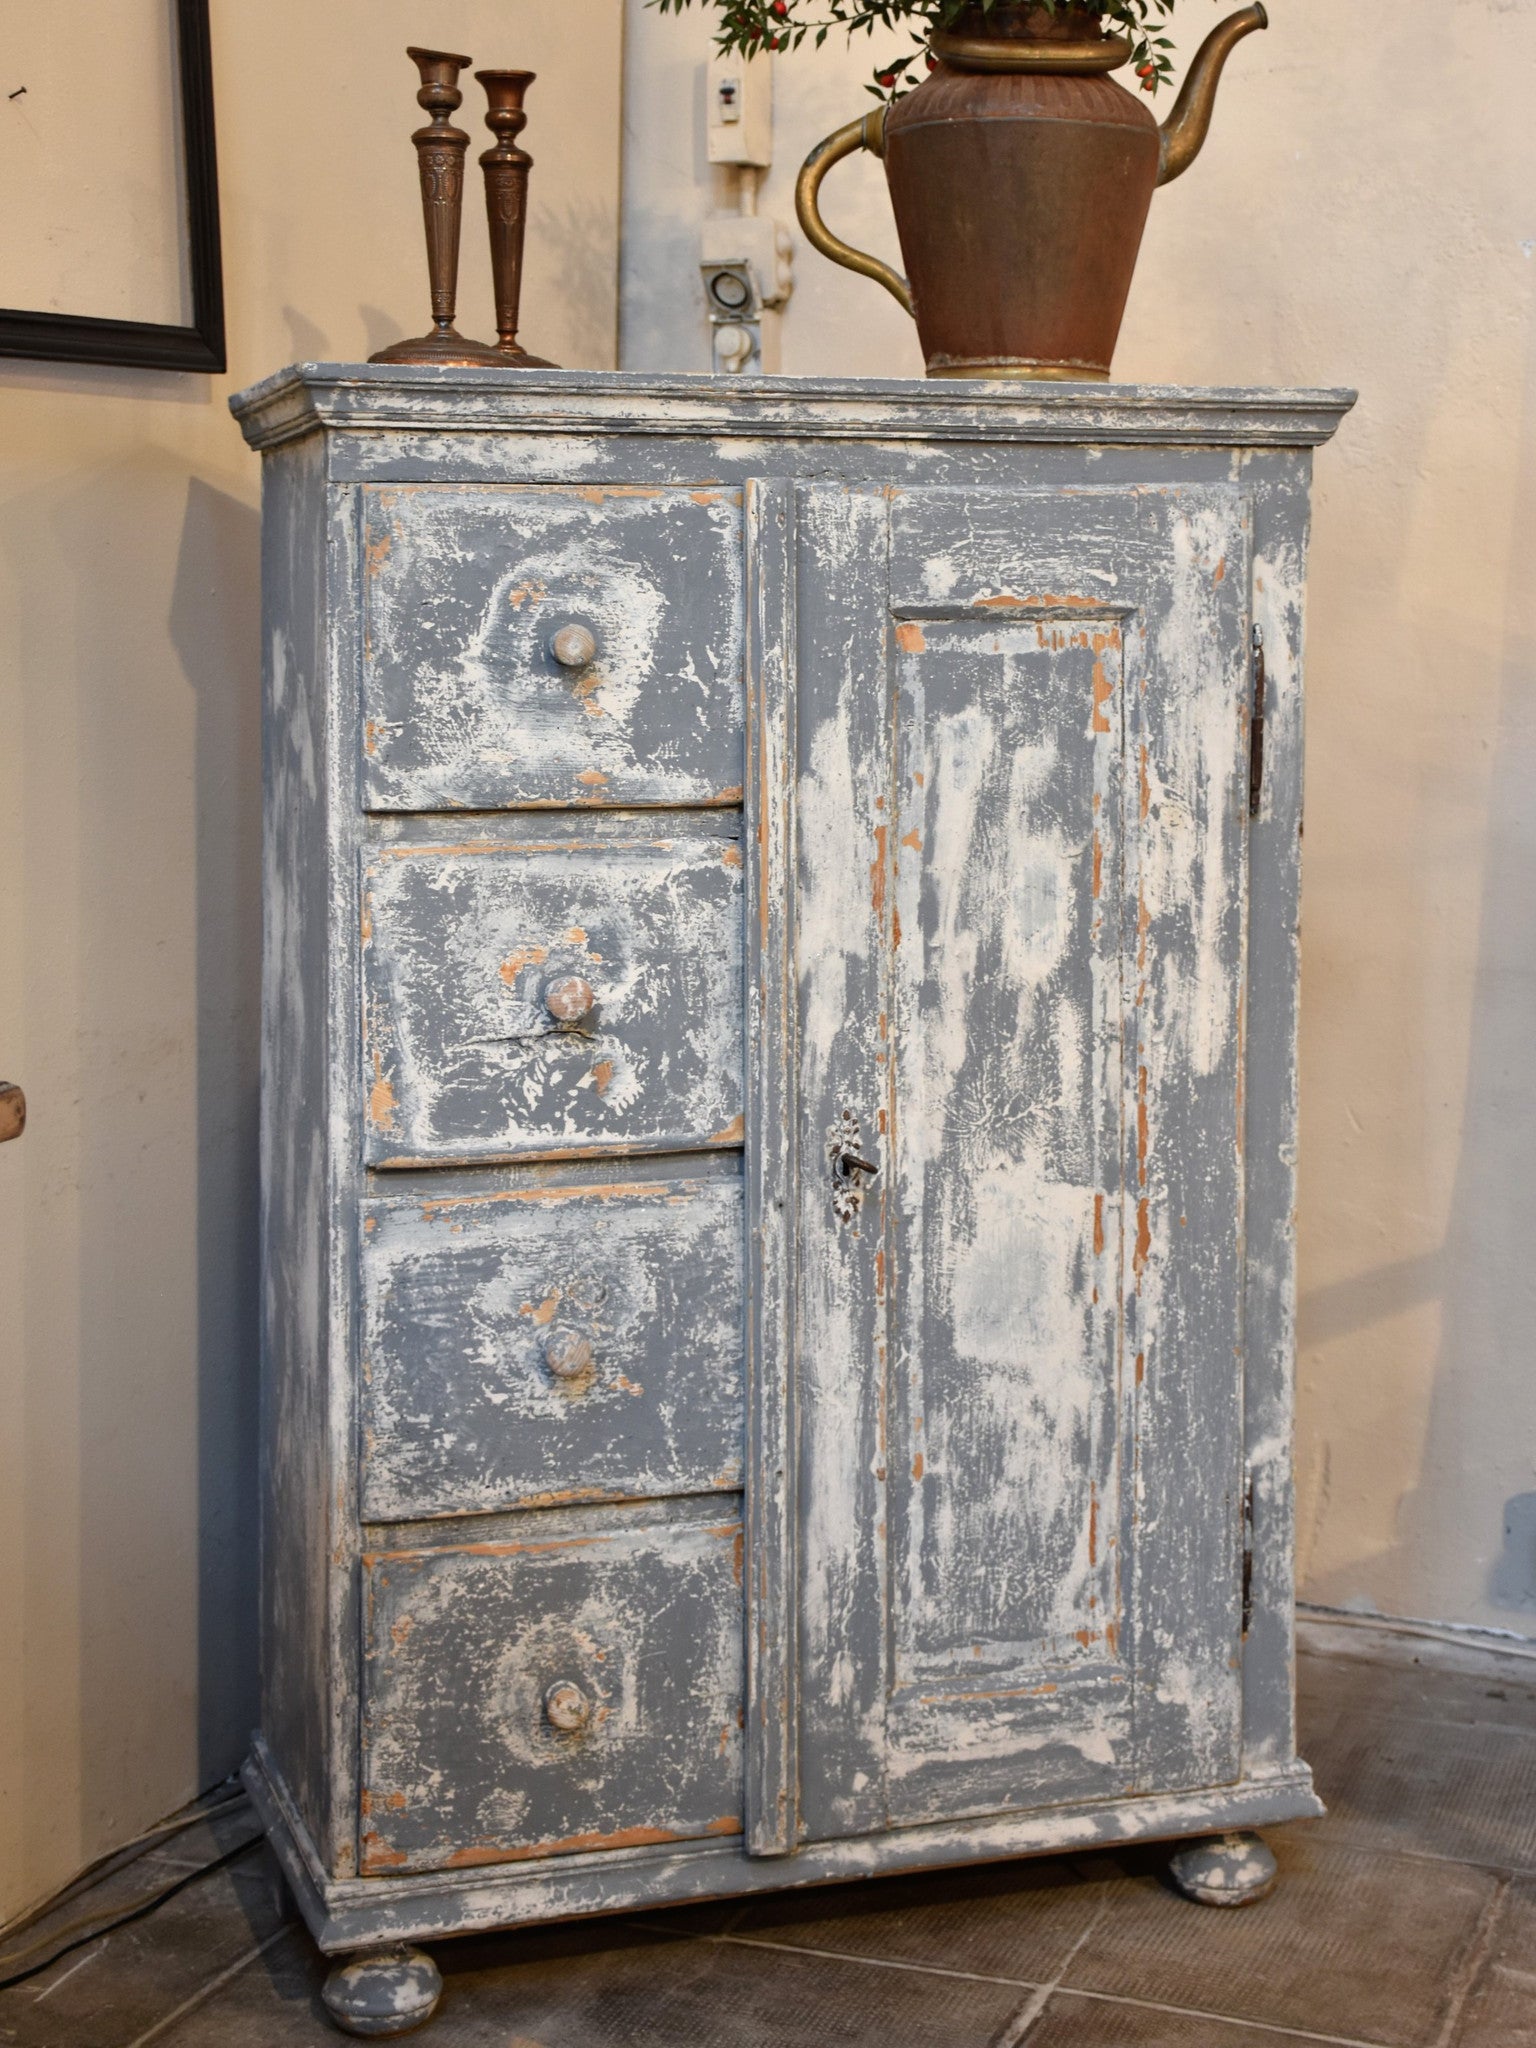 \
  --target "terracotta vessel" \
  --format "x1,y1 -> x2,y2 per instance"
796,1 -> 1267,380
